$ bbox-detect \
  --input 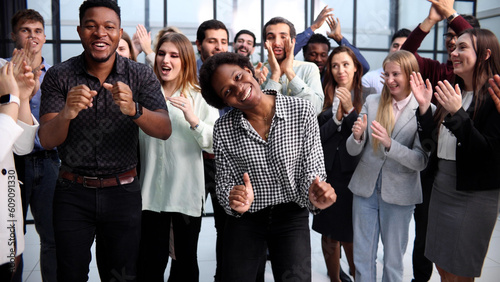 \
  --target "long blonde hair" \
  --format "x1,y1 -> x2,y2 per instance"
373,50 -> 419,151
154,33 -> 200,102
